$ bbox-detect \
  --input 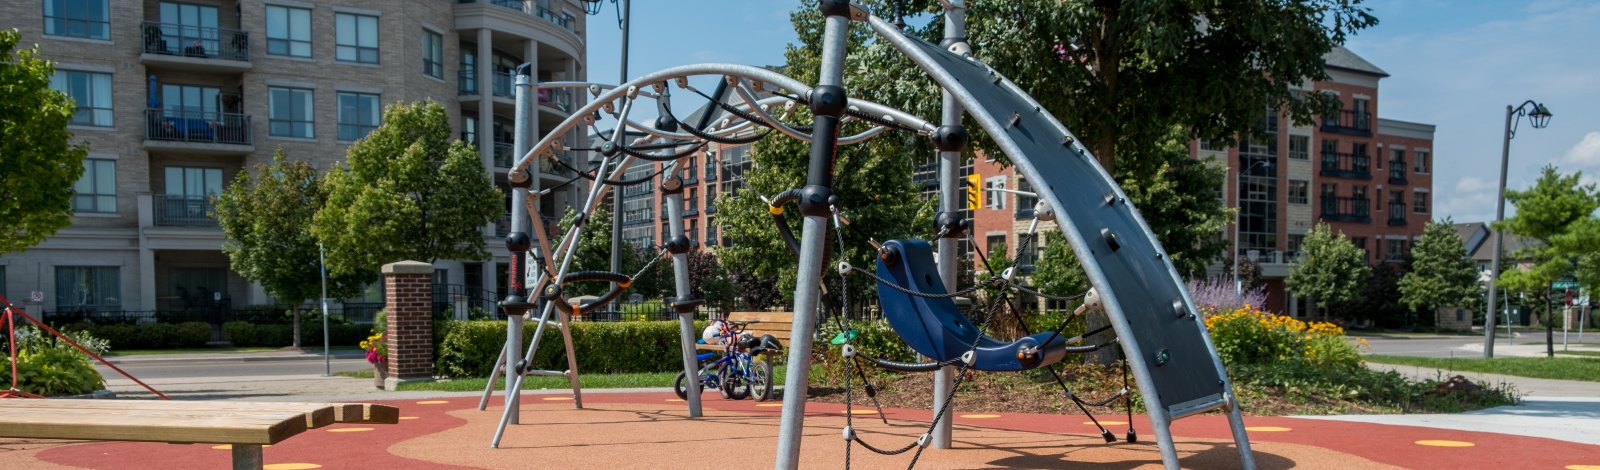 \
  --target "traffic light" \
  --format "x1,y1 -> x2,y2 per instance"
965,174 -> 982,210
